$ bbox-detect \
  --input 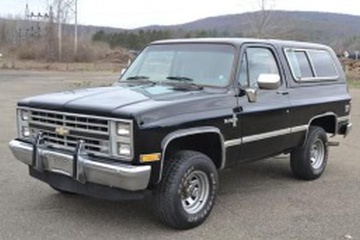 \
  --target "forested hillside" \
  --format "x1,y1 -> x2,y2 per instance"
1,11 -> 360,62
